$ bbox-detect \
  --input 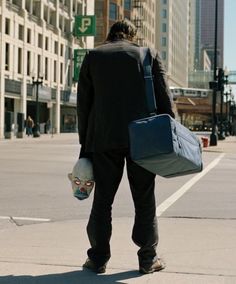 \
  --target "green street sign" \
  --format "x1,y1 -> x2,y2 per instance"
73,49 -> 87,82
74,16 -> 96,37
